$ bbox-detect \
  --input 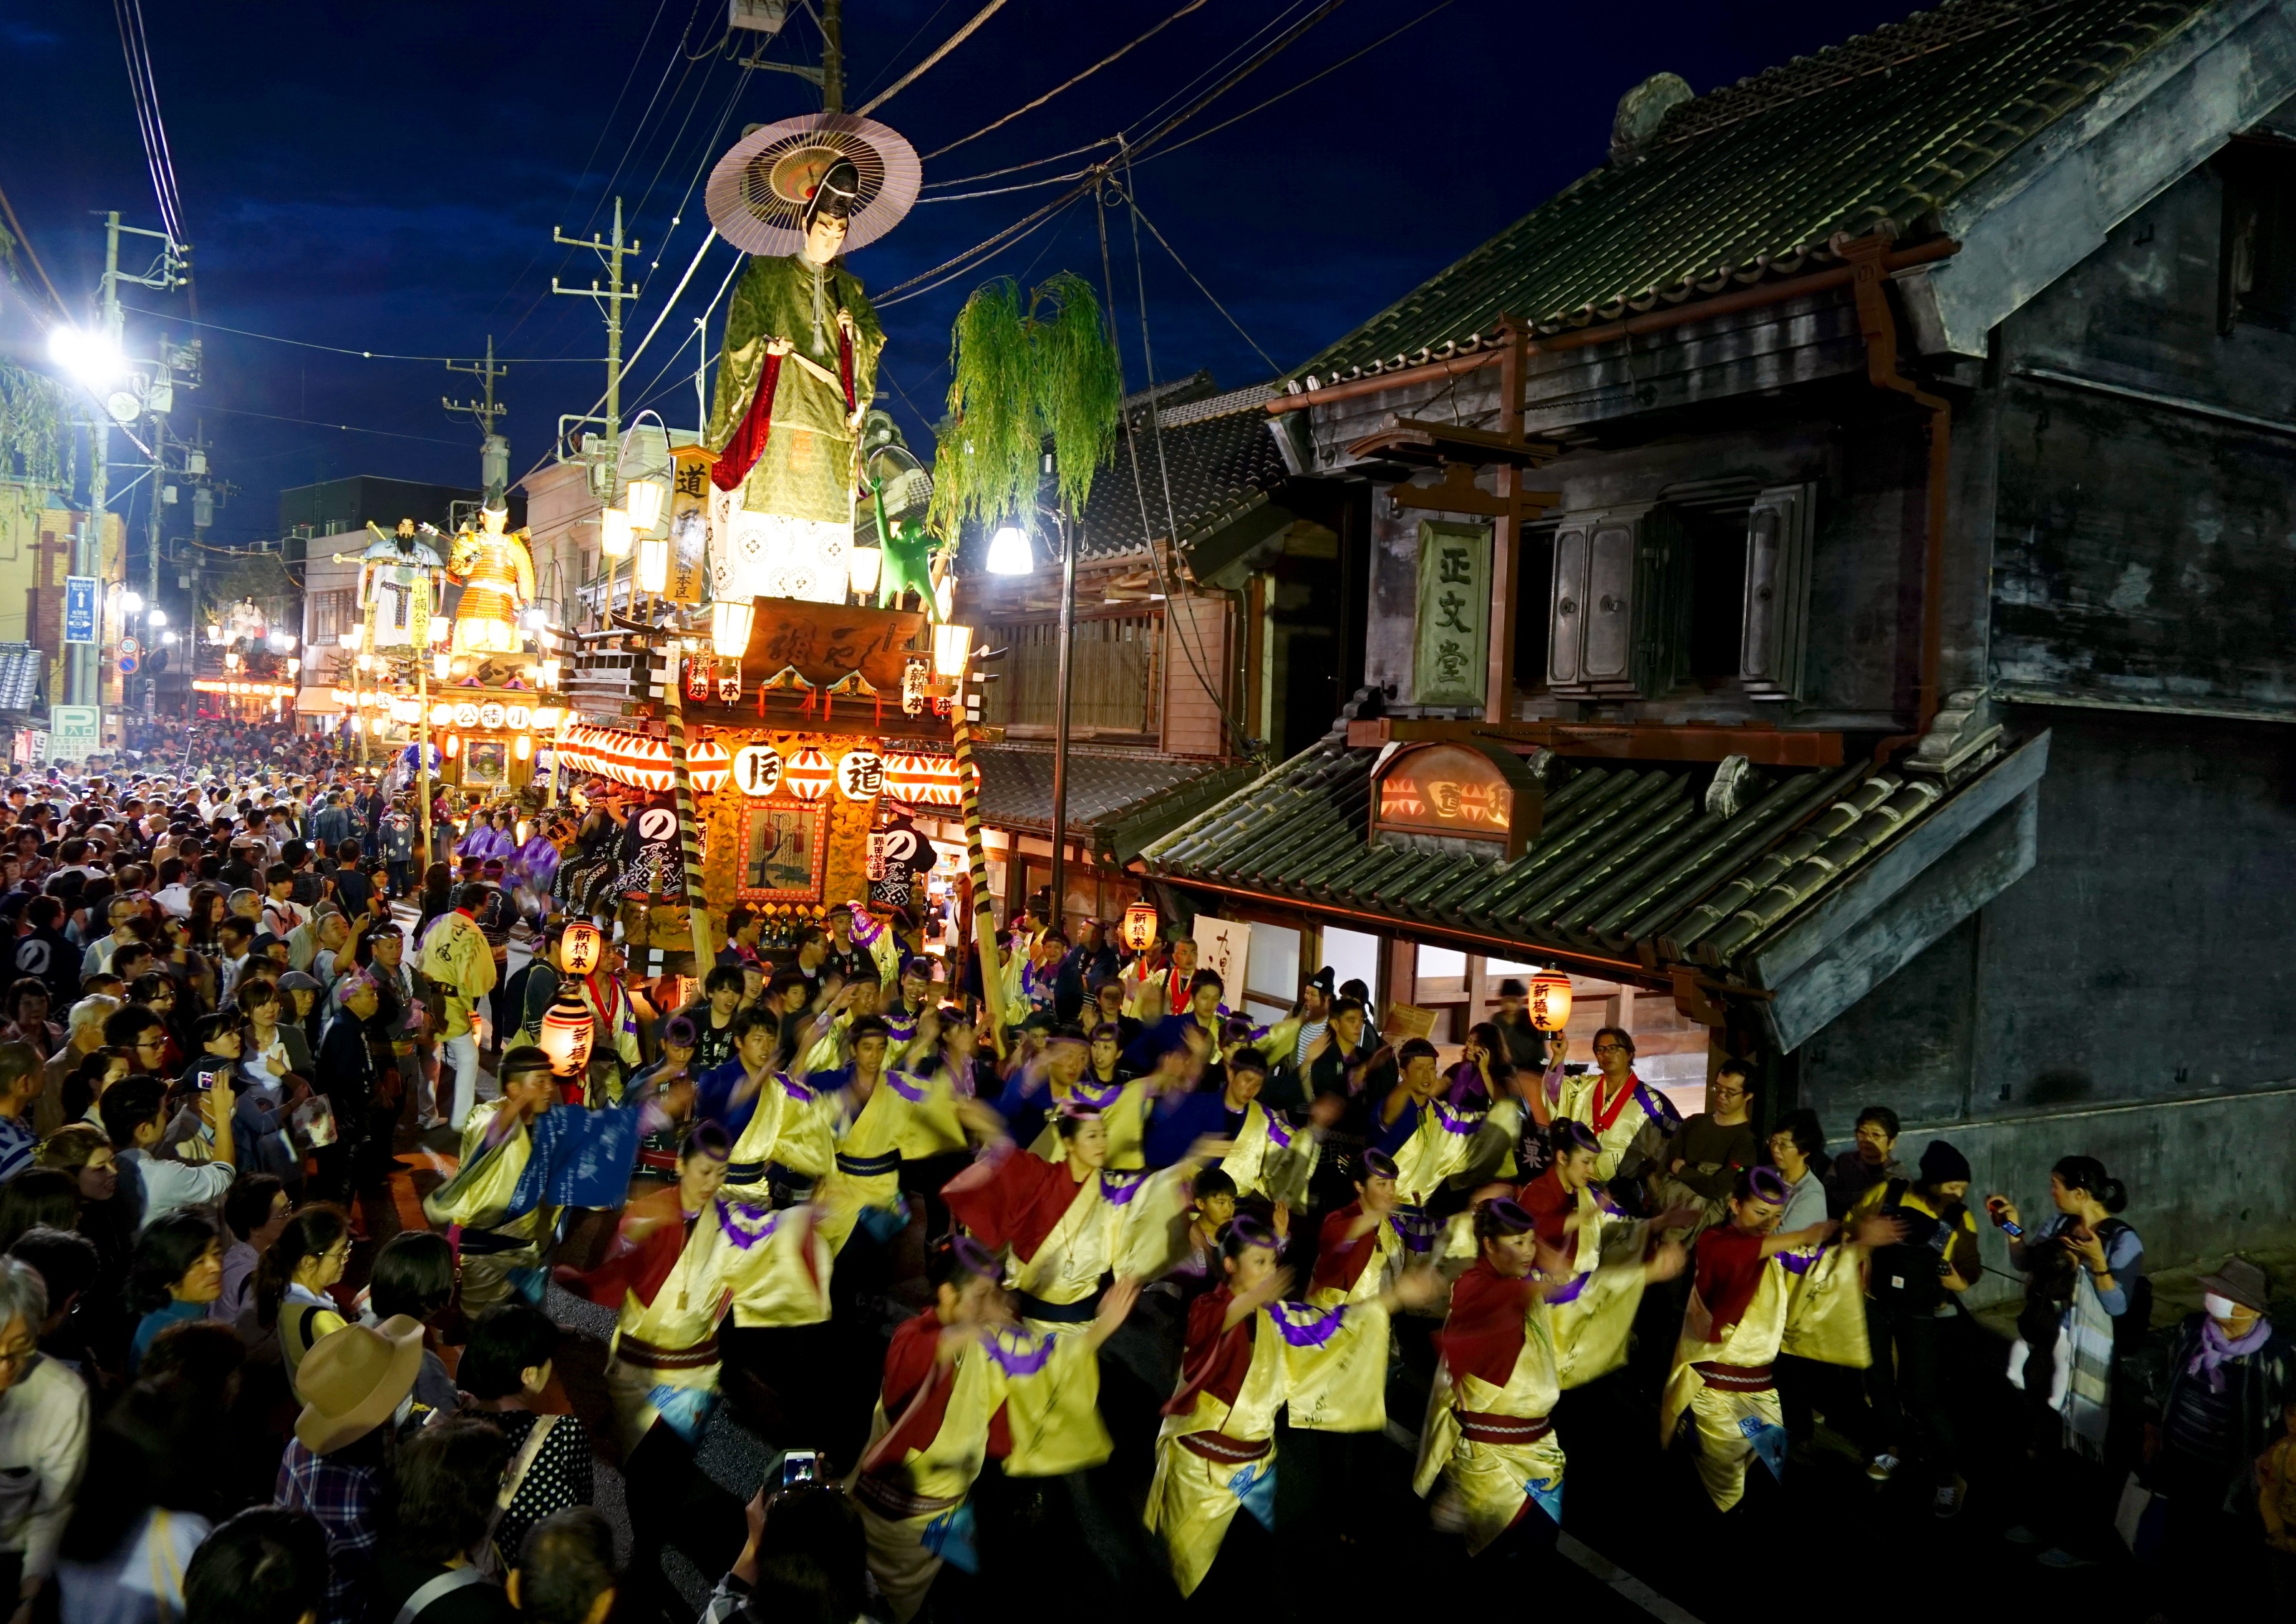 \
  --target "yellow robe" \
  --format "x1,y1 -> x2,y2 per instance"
1413,1265 -> 1647,1552
1659,1239 -> 1869,1510
854,1325 -> 1107,1623
606,1197 -> 833,1449
1386,1096 -> 1498,1255
723,1070 -> 838,1205
422,1102 -> 553,1314
811,1070 -> 917,1253
1215,1099 -> 1319,1206
1147,1296 -> 1390,1595
1551,1067 -> 1677,1183
891,1065 -> 969,1159
1002,1164 -> 1190,1333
